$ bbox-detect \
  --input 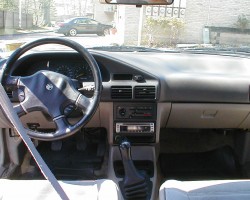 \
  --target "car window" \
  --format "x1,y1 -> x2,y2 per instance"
72,19 -> 78,24
77,19 -> 89,24
88,20 -> 99,25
